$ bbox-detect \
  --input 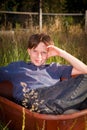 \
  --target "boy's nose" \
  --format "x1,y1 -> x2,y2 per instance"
38,53 -> 42,59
